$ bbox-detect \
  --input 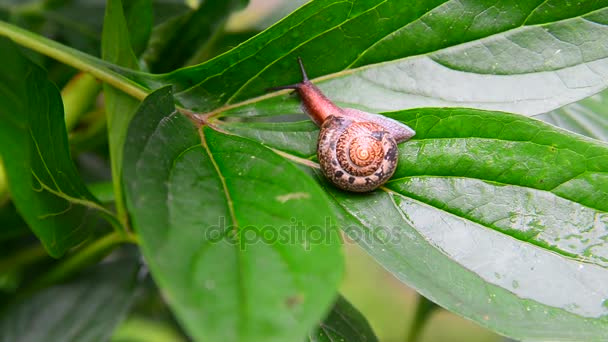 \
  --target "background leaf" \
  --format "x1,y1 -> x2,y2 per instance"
2,0 -> 187,56
122,0 -> 154,56
219,107 -> 608,340
247,0 -> 310,31
0,253 -> 139,341
537,88 -> 608,142
101,0 -> 144,226
309,295 -> 378,342
0,37 -> 105,257
142,0 -> 248,72
123,87 -> 344,342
